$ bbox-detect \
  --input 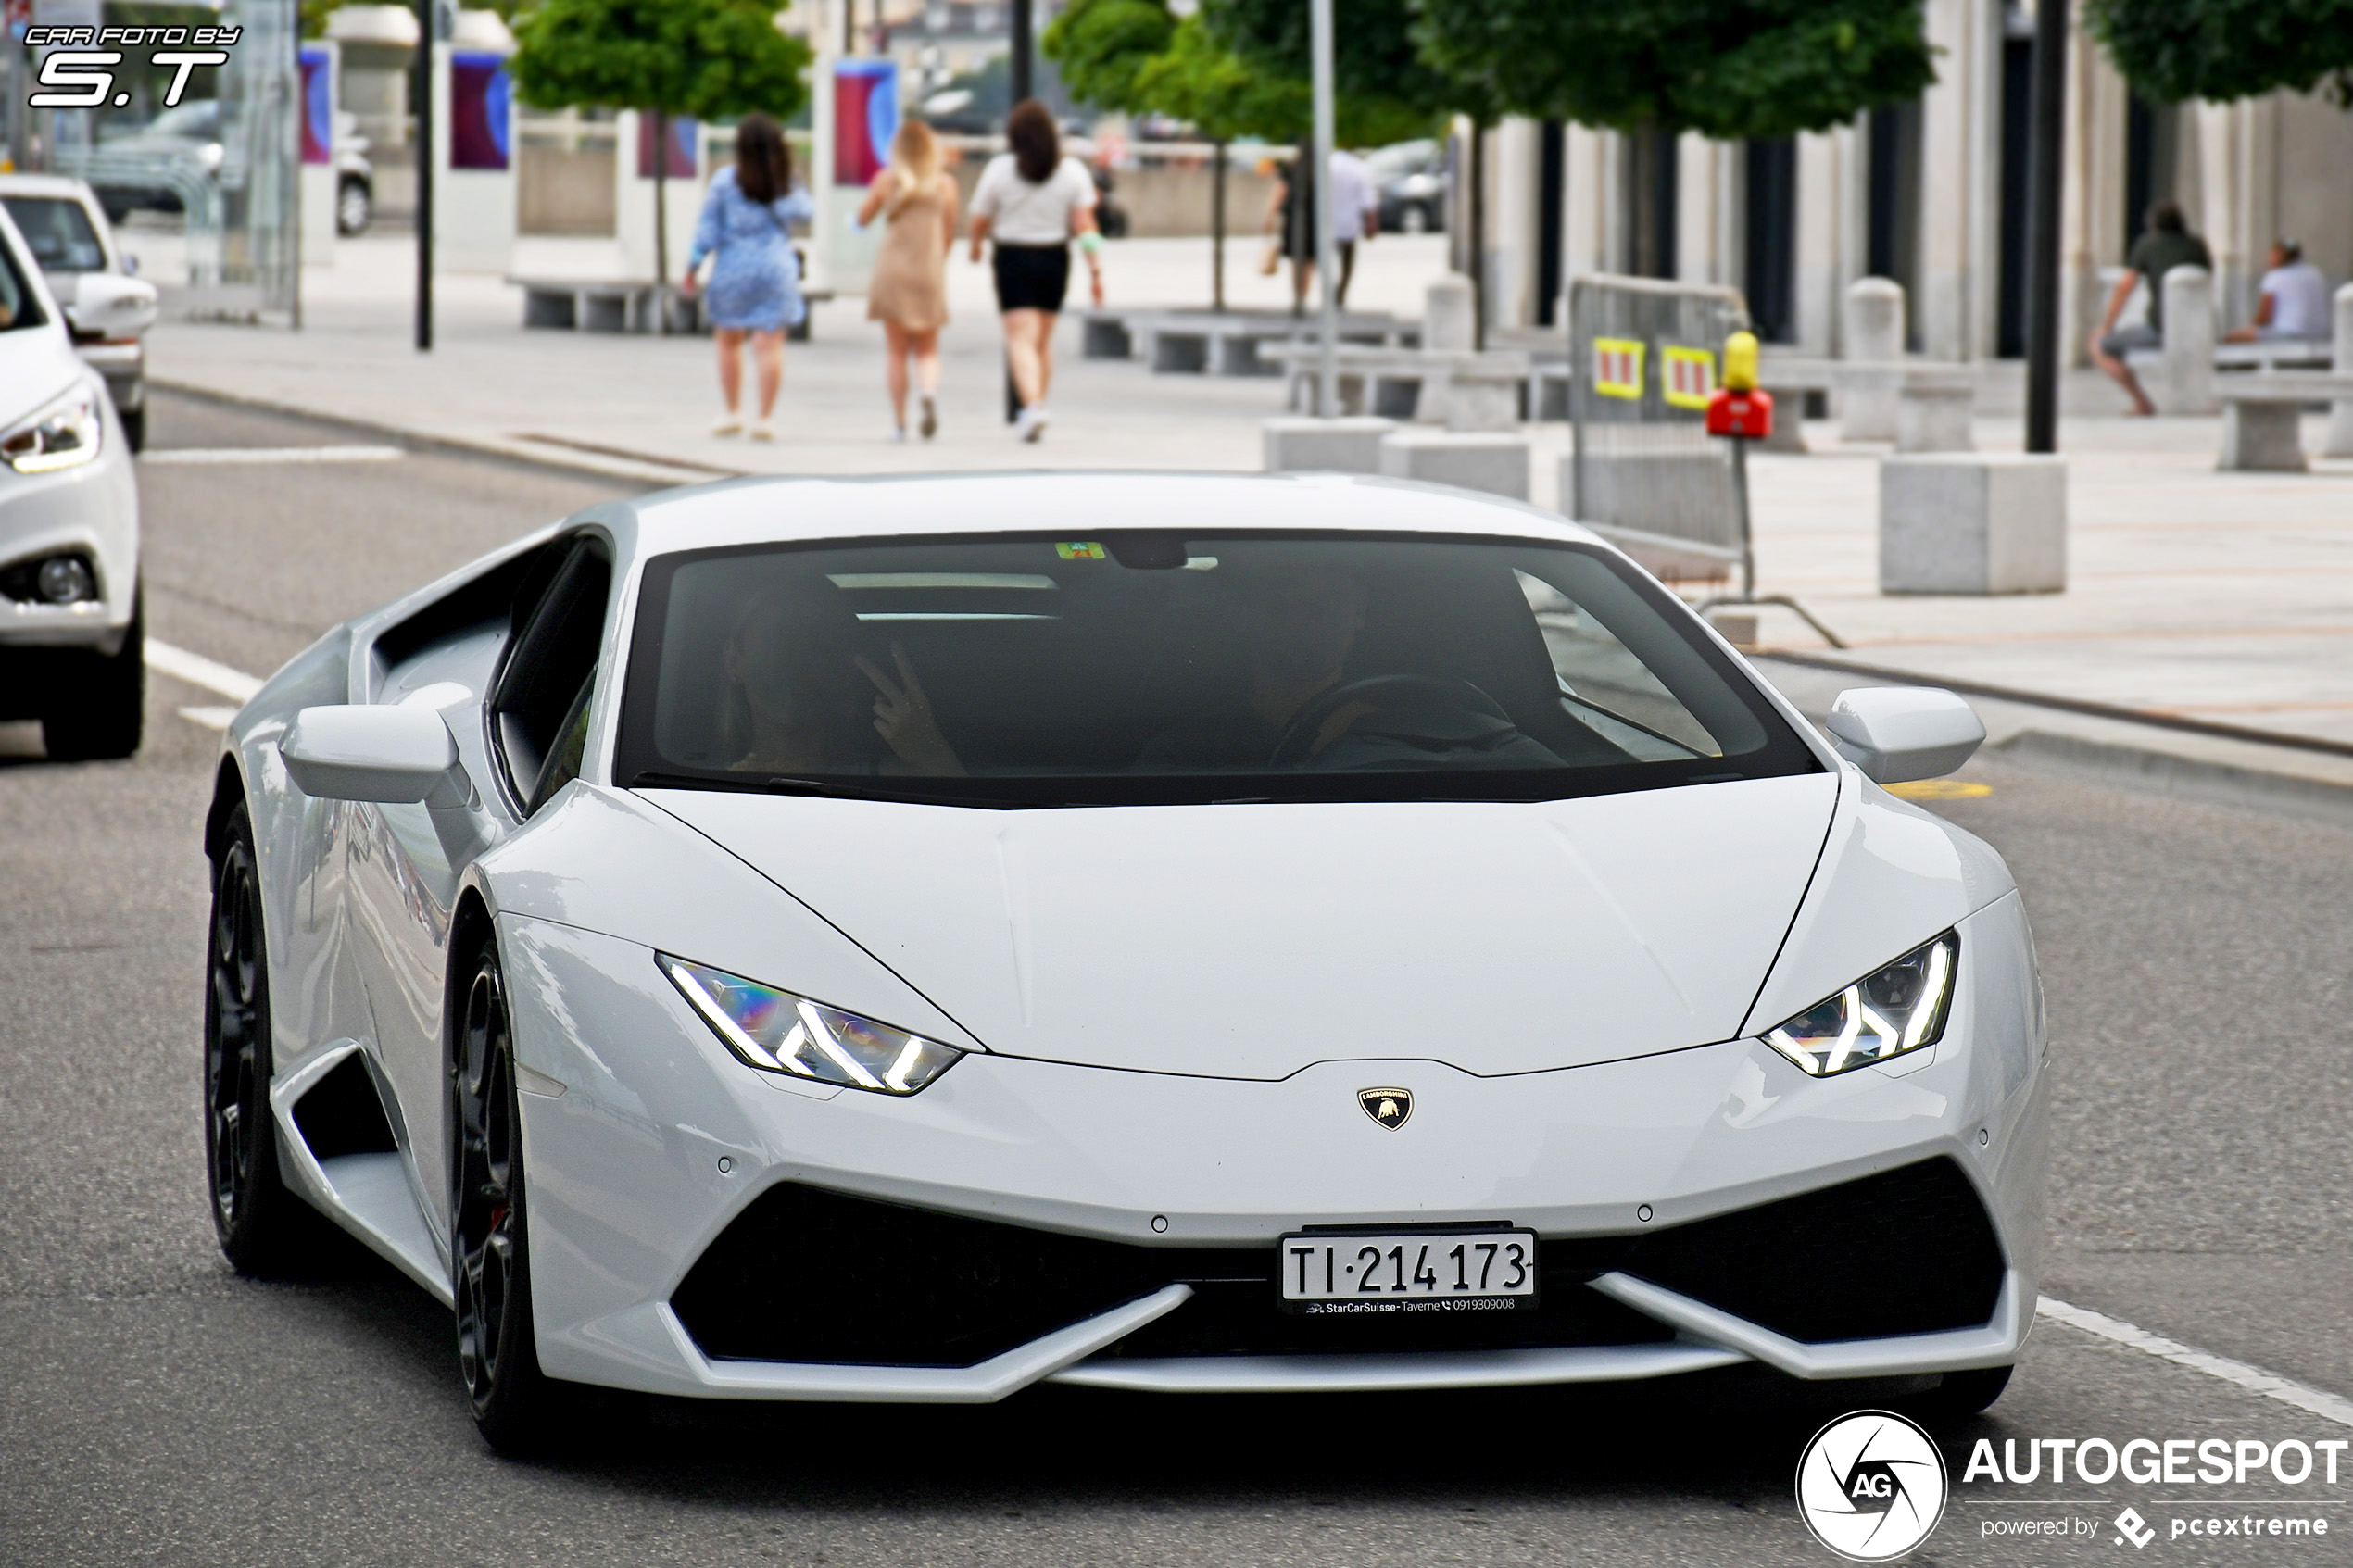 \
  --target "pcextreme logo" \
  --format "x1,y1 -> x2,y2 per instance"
1796,1410 -> 1949,1561
22,25 -> 239,112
